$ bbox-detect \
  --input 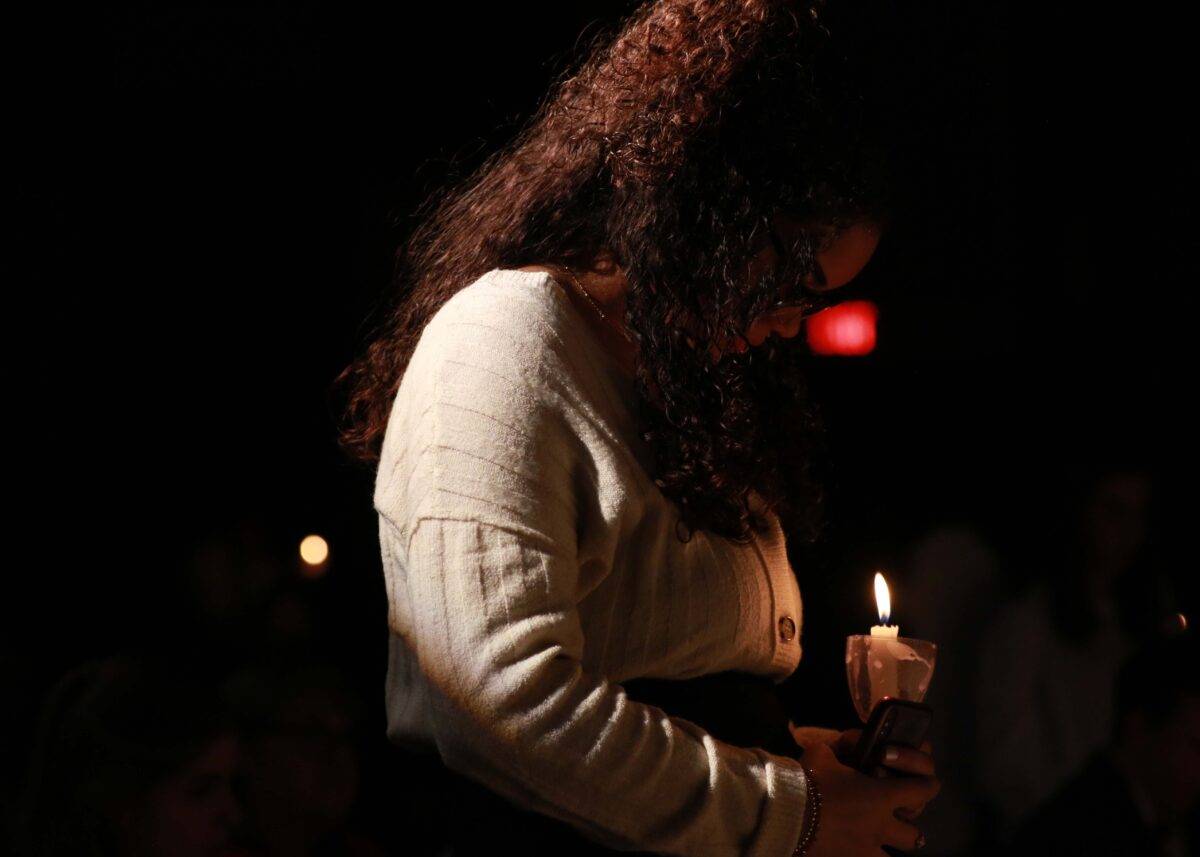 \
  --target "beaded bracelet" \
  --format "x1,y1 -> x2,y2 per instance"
792,763 -> 821,857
